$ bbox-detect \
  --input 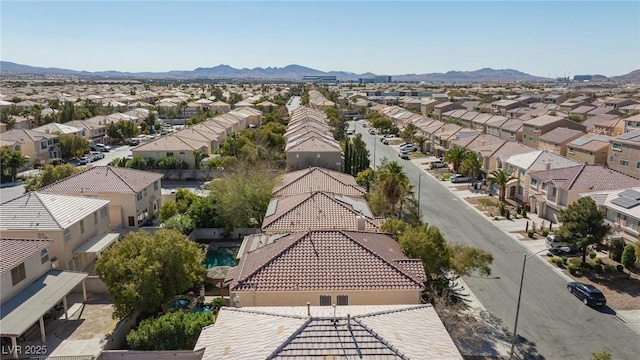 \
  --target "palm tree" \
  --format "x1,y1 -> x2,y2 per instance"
377,161 -> 410,217
444,146 -> 469,174
487,169 -> 518,202
1,147 -> 29,181
193,150 -> 203,170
